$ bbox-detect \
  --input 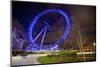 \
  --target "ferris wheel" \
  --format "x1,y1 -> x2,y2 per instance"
26,9 -> 71,51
